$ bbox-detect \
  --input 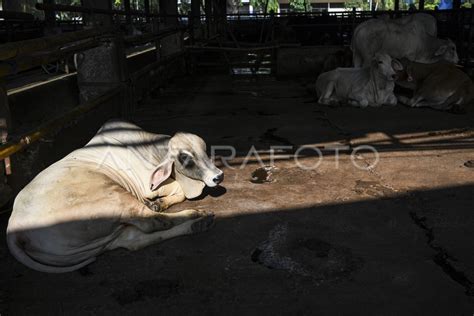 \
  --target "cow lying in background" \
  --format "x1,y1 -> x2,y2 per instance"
316,53 -> 403,107
351,13 -> 458,67
395,59 -> 474,110
7,120 -> 223,273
